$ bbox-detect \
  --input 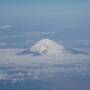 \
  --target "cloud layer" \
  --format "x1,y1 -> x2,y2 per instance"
0,48 -> 90,84
0,25 -> 12,30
